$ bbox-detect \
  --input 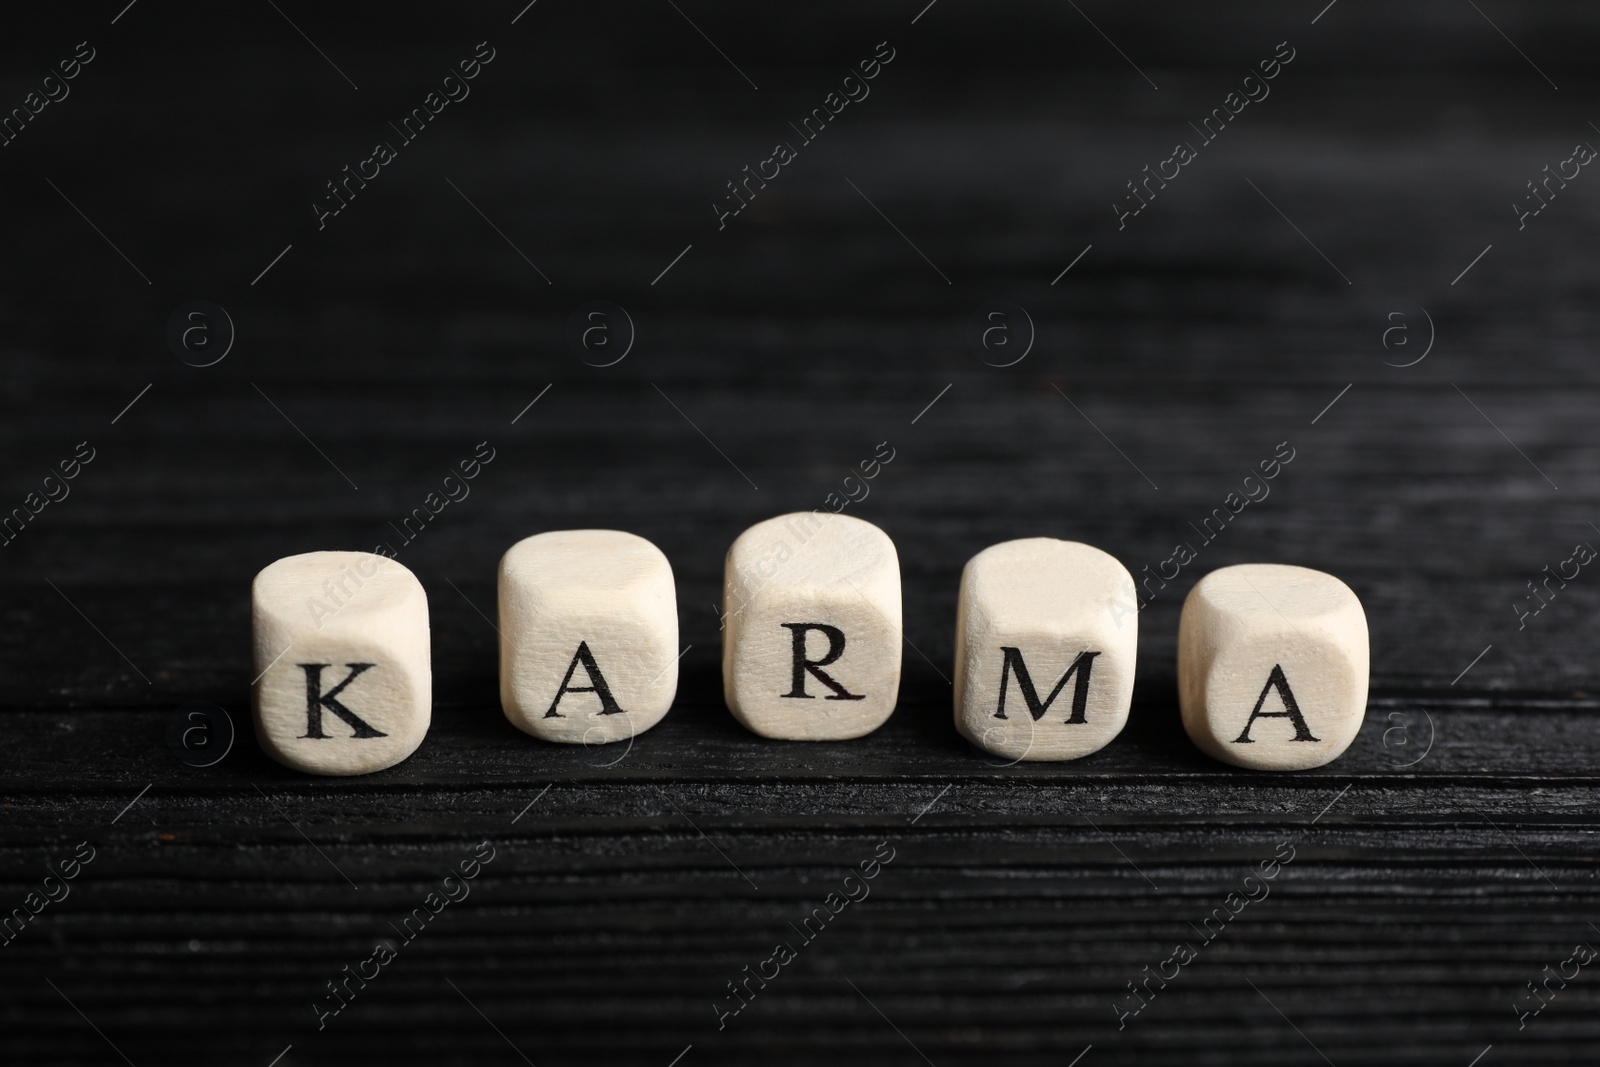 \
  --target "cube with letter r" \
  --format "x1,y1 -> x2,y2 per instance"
722,512 -> 901,740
